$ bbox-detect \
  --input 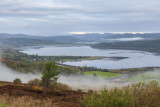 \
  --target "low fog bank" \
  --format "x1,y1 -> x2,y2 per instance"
0,49 -> 41,83
58,69 -> 160,90
0,59 -> 130,89
0,63 -> 41,83
58,74 -> 130,90
107,37 -> 144,42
